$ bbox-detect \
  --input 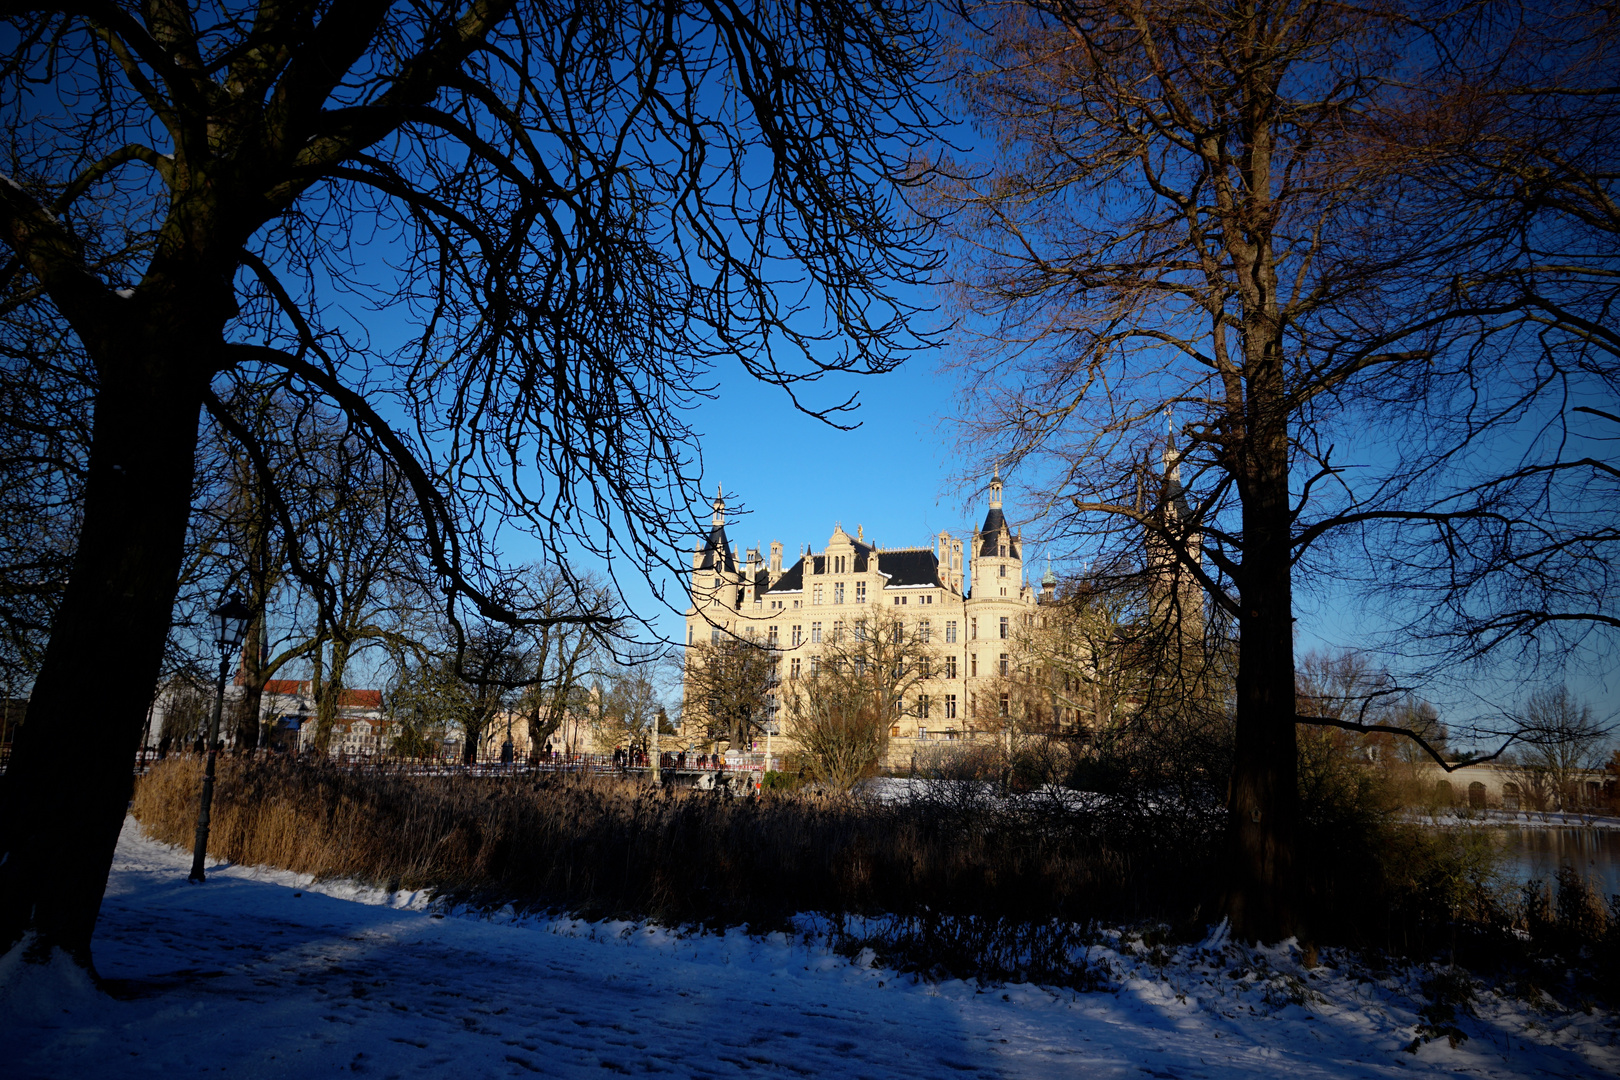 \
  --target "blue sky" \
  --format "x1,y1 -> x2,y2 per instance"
619,349 -> 983,646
